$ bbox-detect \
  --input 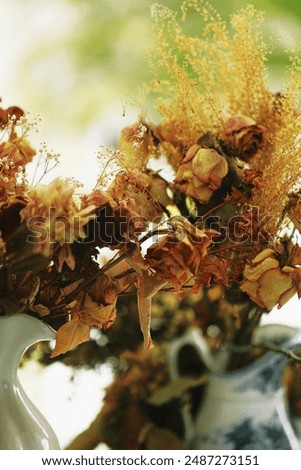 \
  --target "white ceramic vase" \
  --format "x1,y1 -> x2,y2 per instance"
0,313 -> 60,449
169,324 -> 301,450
